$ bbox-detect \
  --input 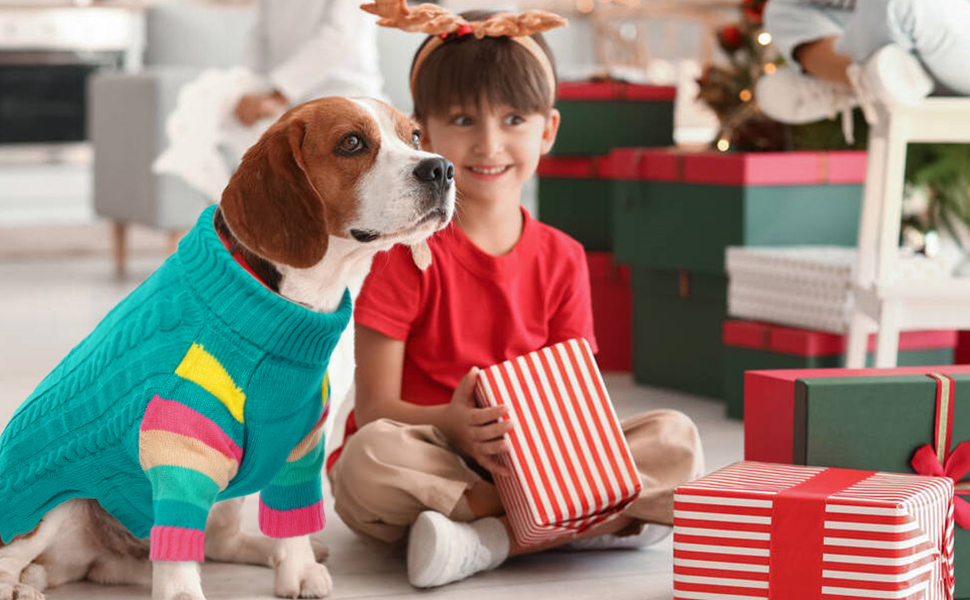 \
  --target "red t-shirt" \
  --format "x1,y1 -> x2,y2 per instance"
327,207 -> 597,470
